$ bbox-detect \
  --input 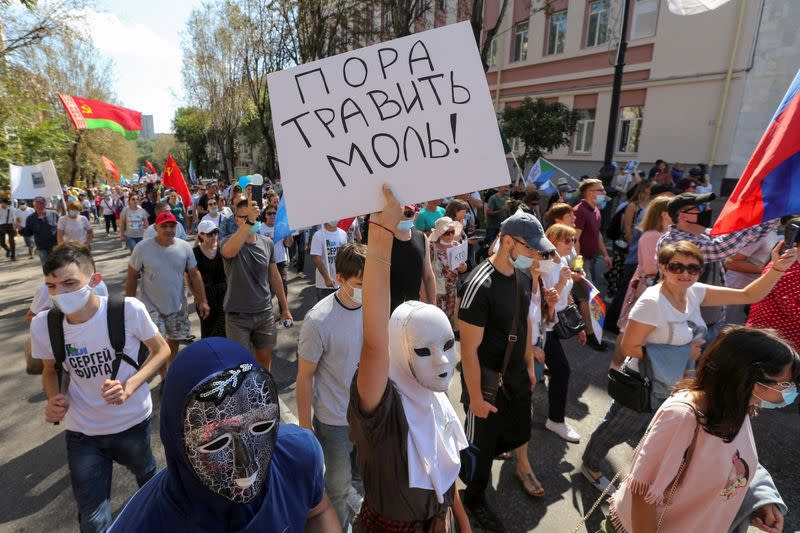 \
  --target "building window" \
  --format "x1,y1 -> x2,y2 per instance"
513,21 -> 529,62
573,109 -> 596,153
487,35 -> 498,67
586,1 -> 609,47
437,0 -> 447,11
547,11 -> 567,55
631,0 -> 658,39
511,137 -> 522,154
617,106 -> 643,153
